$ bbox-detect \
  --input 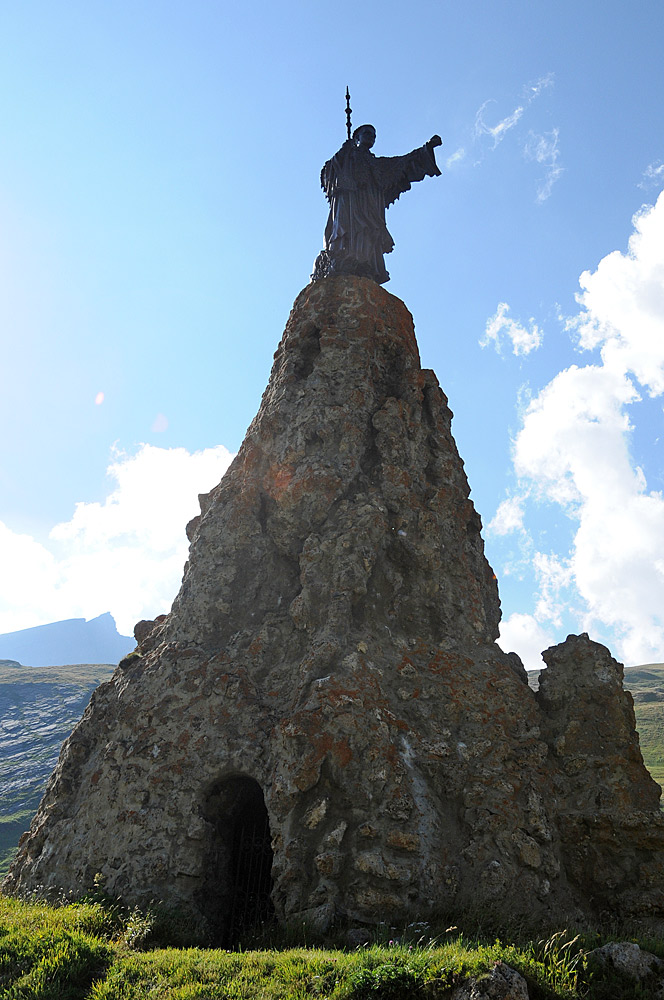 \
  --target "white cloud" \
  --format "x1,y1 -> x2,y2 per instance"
470,77 -> 561,203
523,73 -> 554,101
0,443 -> 234,636
508,191 -> 664,666
639,160 -> 664,190
572,199 -> 664,392
474,75 -> 554,151
488,496 -> 526,536
0,523 -> 61,633
445,147 -> 465,169
513,363 -> 640,507
524,128 -> 563,202
532,552 -> 574,627
475,101 -> 524,147
481,302 -> 543,356
497,612 -> 554,671
573,491 -> 664,664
